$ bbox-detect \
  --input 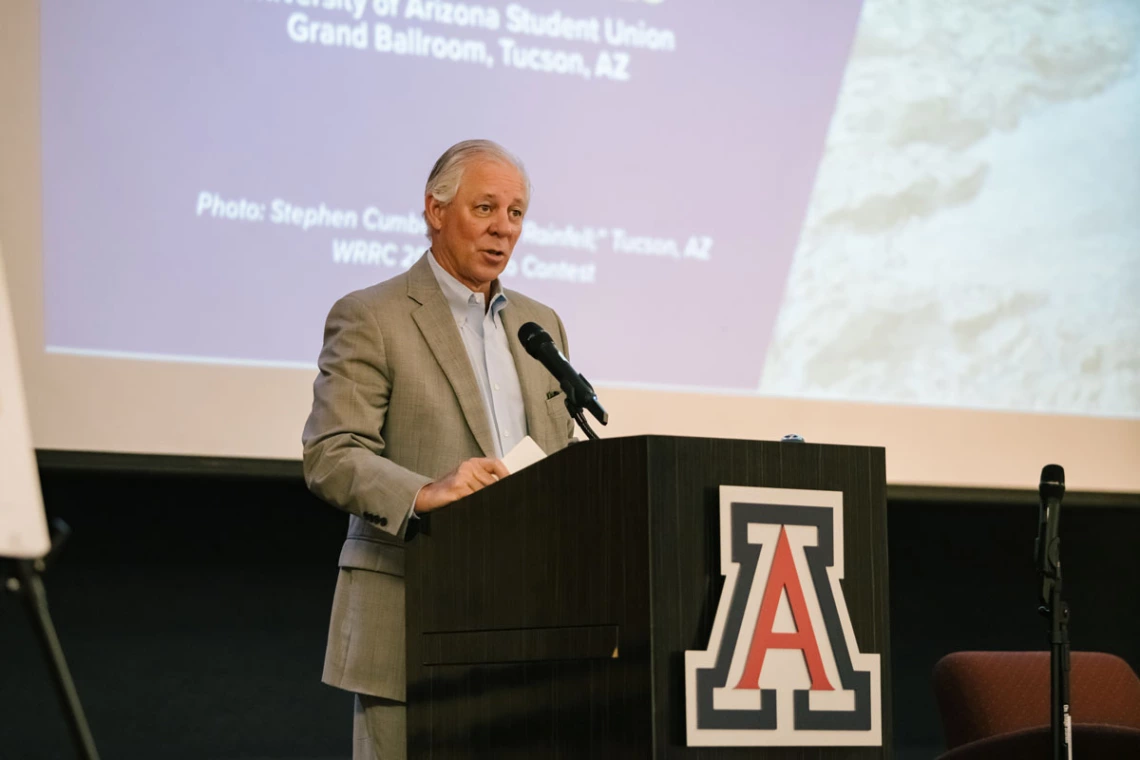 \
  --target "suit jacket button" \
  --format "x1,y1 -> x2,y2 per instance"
378,517 -> 388,527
